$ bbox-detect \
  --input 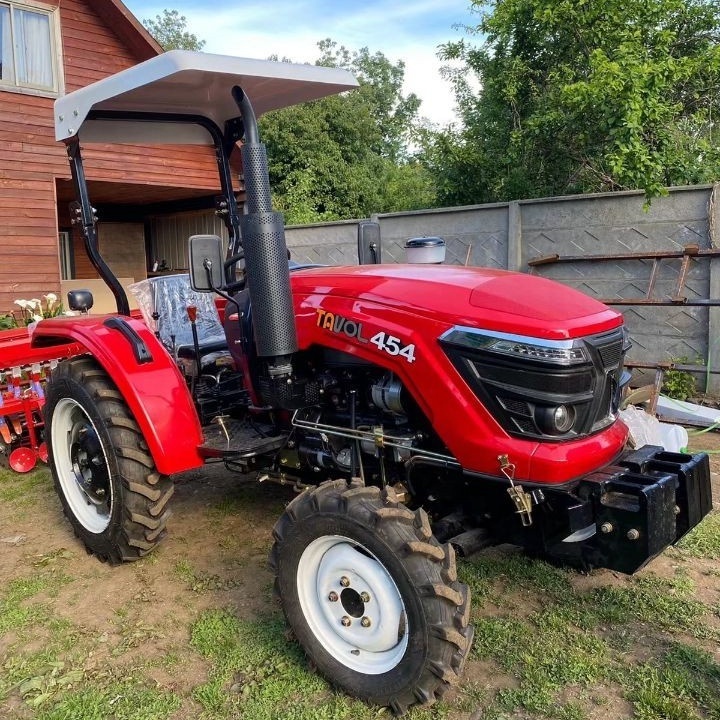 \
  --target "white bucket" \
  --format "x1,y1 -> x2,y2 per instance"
405,237 -> 446,263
